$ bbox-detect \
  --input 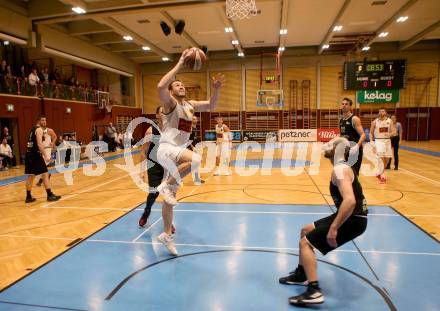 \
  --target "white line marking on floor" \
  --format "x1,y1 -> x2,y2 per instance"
0,234 -> 75,241
84,239 -> 440,256
132,217 -> 162,242
399,167 -> 440,186
36,206 -> 440,218
42,171 -> 139,208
